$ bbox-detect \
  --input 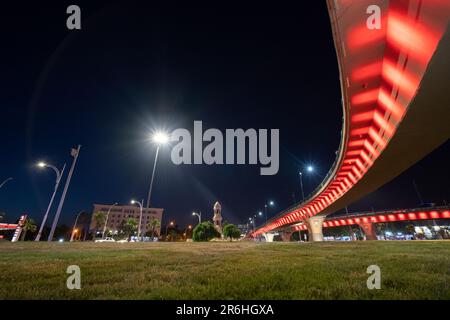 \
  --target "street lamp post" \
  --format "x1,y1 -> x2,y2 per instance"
184,225 -> 192,240
264,200 -> 274,222
298,165 -> 314,202
146,132 -> 169,209
165,221 -> 174,240
35,162 -> 66,241
131,199 -> 144,241
298,172 -> 305,201
70,211 -> 84,242
0,177 -> 13,190
192,211 -> 202,224
102,203 -> 118,239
